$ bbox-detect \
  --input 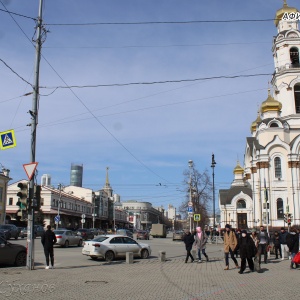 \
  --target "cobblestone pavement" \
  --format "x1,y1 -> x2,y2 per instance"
0,244 -> 298,300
